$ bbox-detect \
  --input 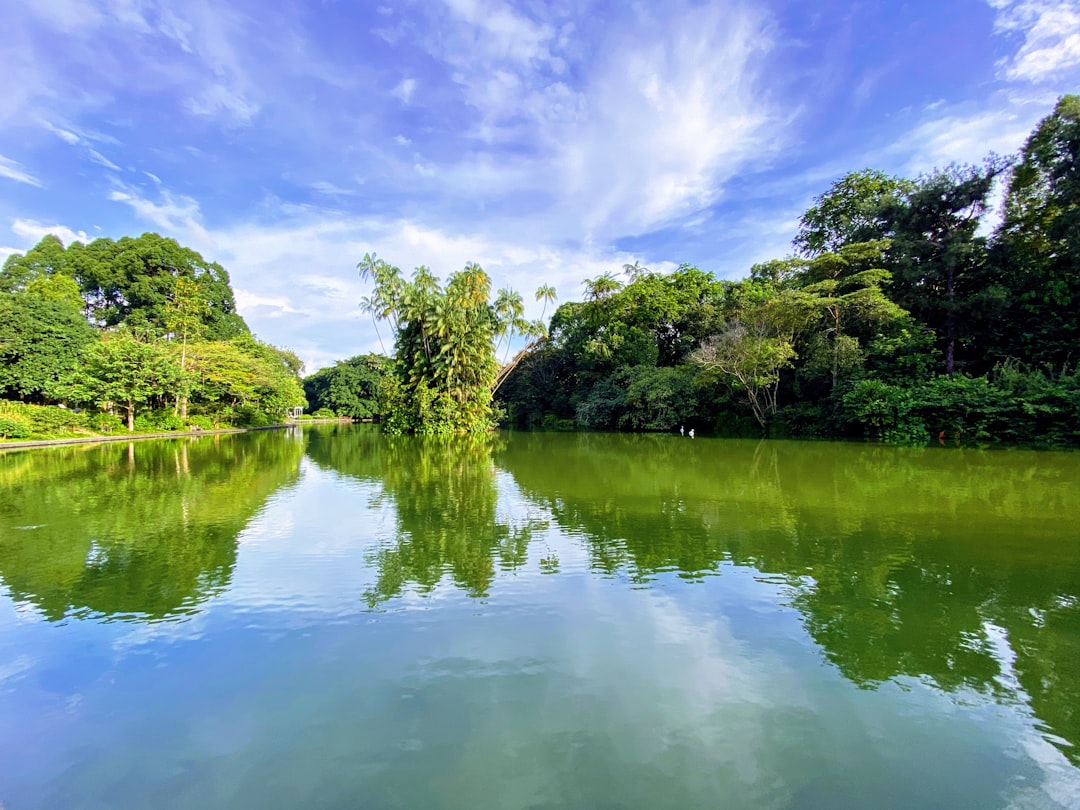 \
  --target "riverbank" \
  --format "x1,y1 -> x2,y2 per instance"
0,417 -> 363,452
0,424 -> 298,452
